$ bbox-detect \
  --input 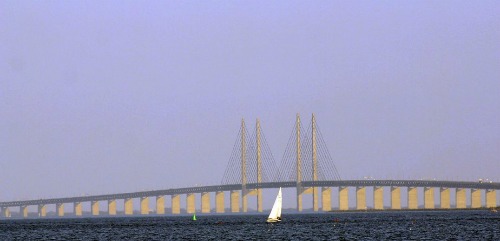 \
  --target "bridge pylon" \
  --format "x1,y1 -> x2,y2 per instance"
221,117 -> 276,213
256,118 -> 263,212
312,113 -> 319,211
296,113 -> 302,211
277,113 -> 341,212
241,119 -> 247,213
296,113 -> 319,212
